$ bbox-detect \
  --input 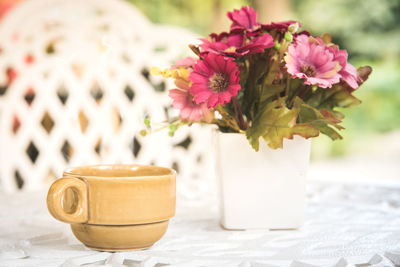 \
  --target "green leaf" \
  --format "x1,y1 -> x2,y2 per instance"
320,110 -> 344,130
331,90 -> 361,108
291,123 -> 320,140
297,102 -> 343,141
318,124 -> 342,140
246,97 -> 319,151
260,84 -> 285,102
306,86 -> 361,111
330,110 -> 345,120
357,66 -> 372,85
